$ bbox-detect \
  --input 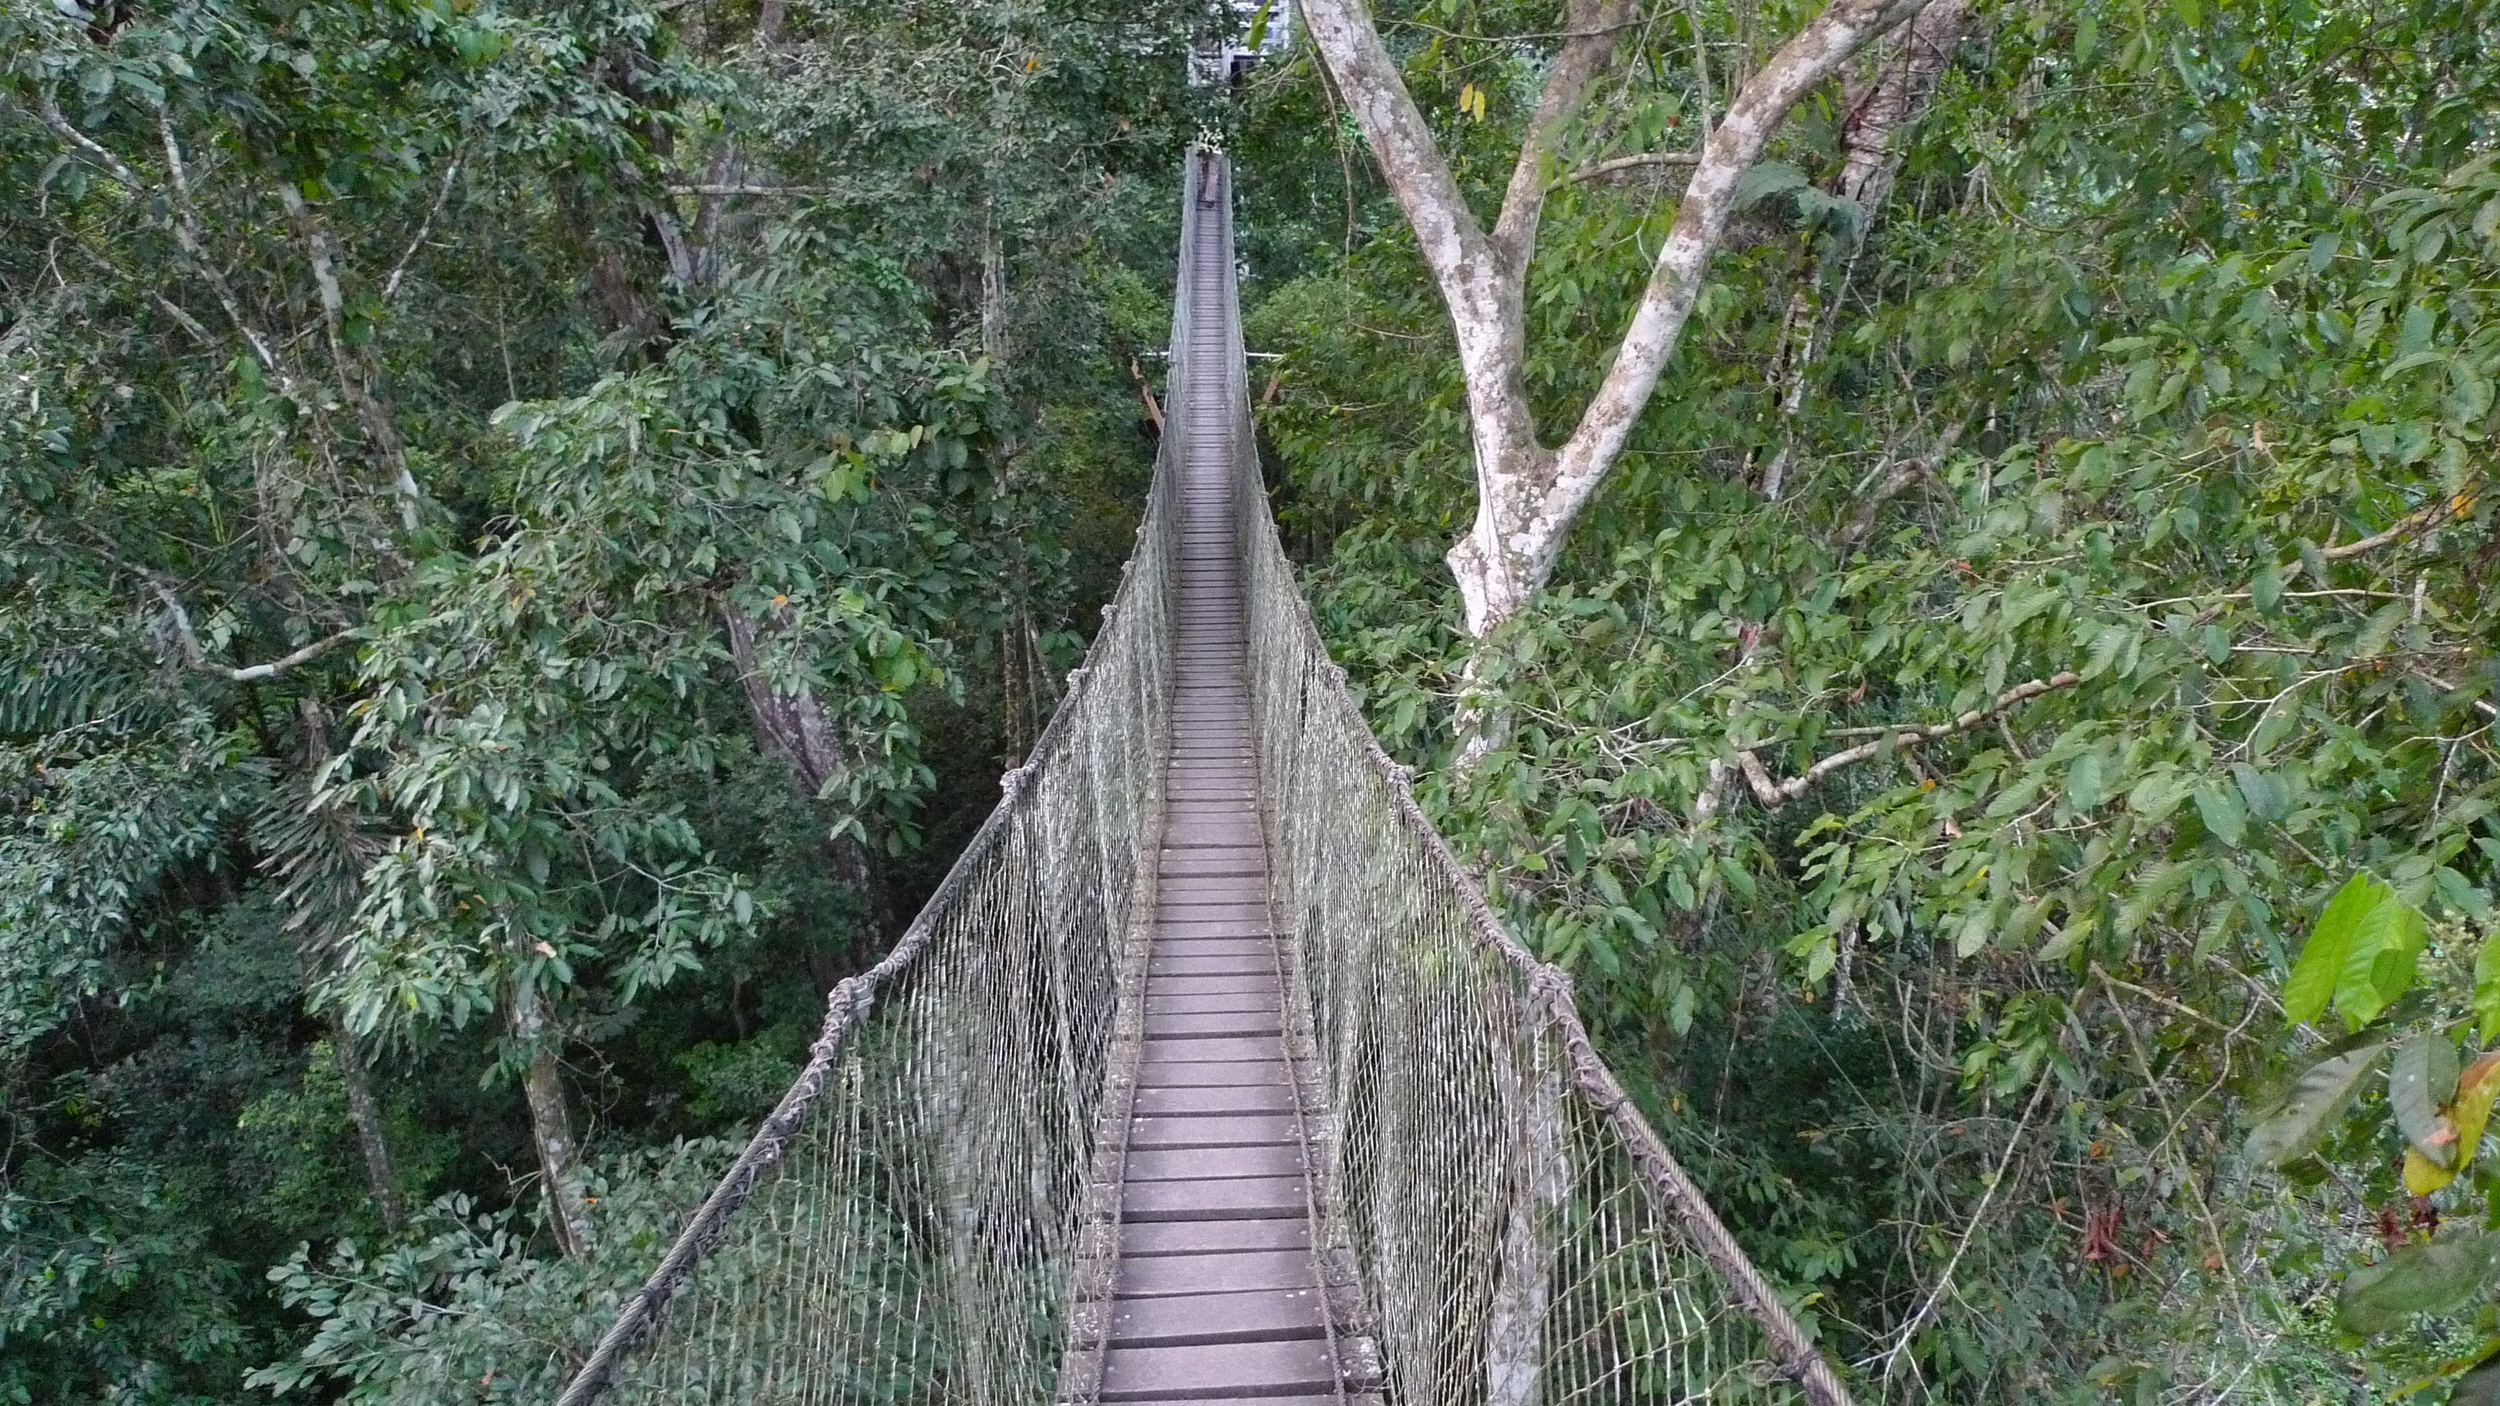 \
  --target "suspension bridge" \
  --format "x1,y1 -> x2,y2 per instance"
554,152 -> 1854,1406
